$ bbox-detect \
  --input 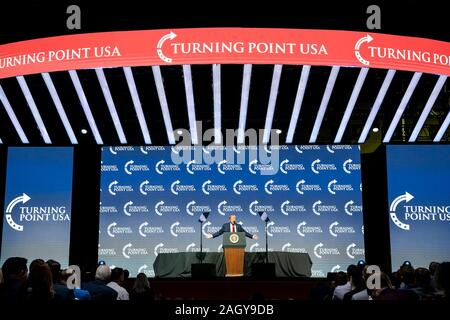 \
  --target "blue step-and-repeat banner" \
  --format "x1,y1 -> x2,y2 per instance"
99,145 -> 364,277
